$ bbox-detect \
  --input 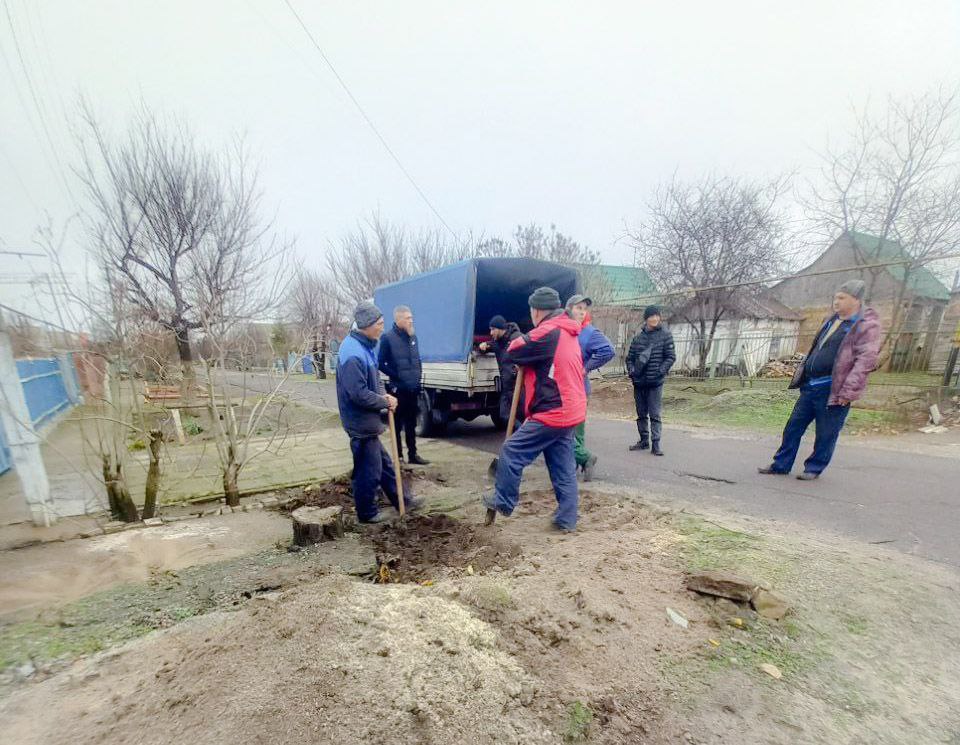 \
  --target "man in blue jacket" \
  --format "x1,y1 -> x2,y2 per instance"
336,301 -> 421,523
566,295 -> 615,481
